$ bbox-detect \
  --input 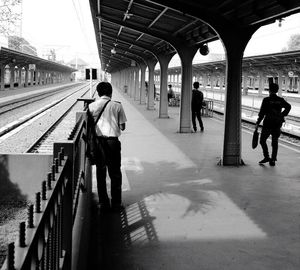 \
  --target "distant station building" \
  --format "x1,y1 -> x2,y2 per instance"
68,58 -> 88,81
